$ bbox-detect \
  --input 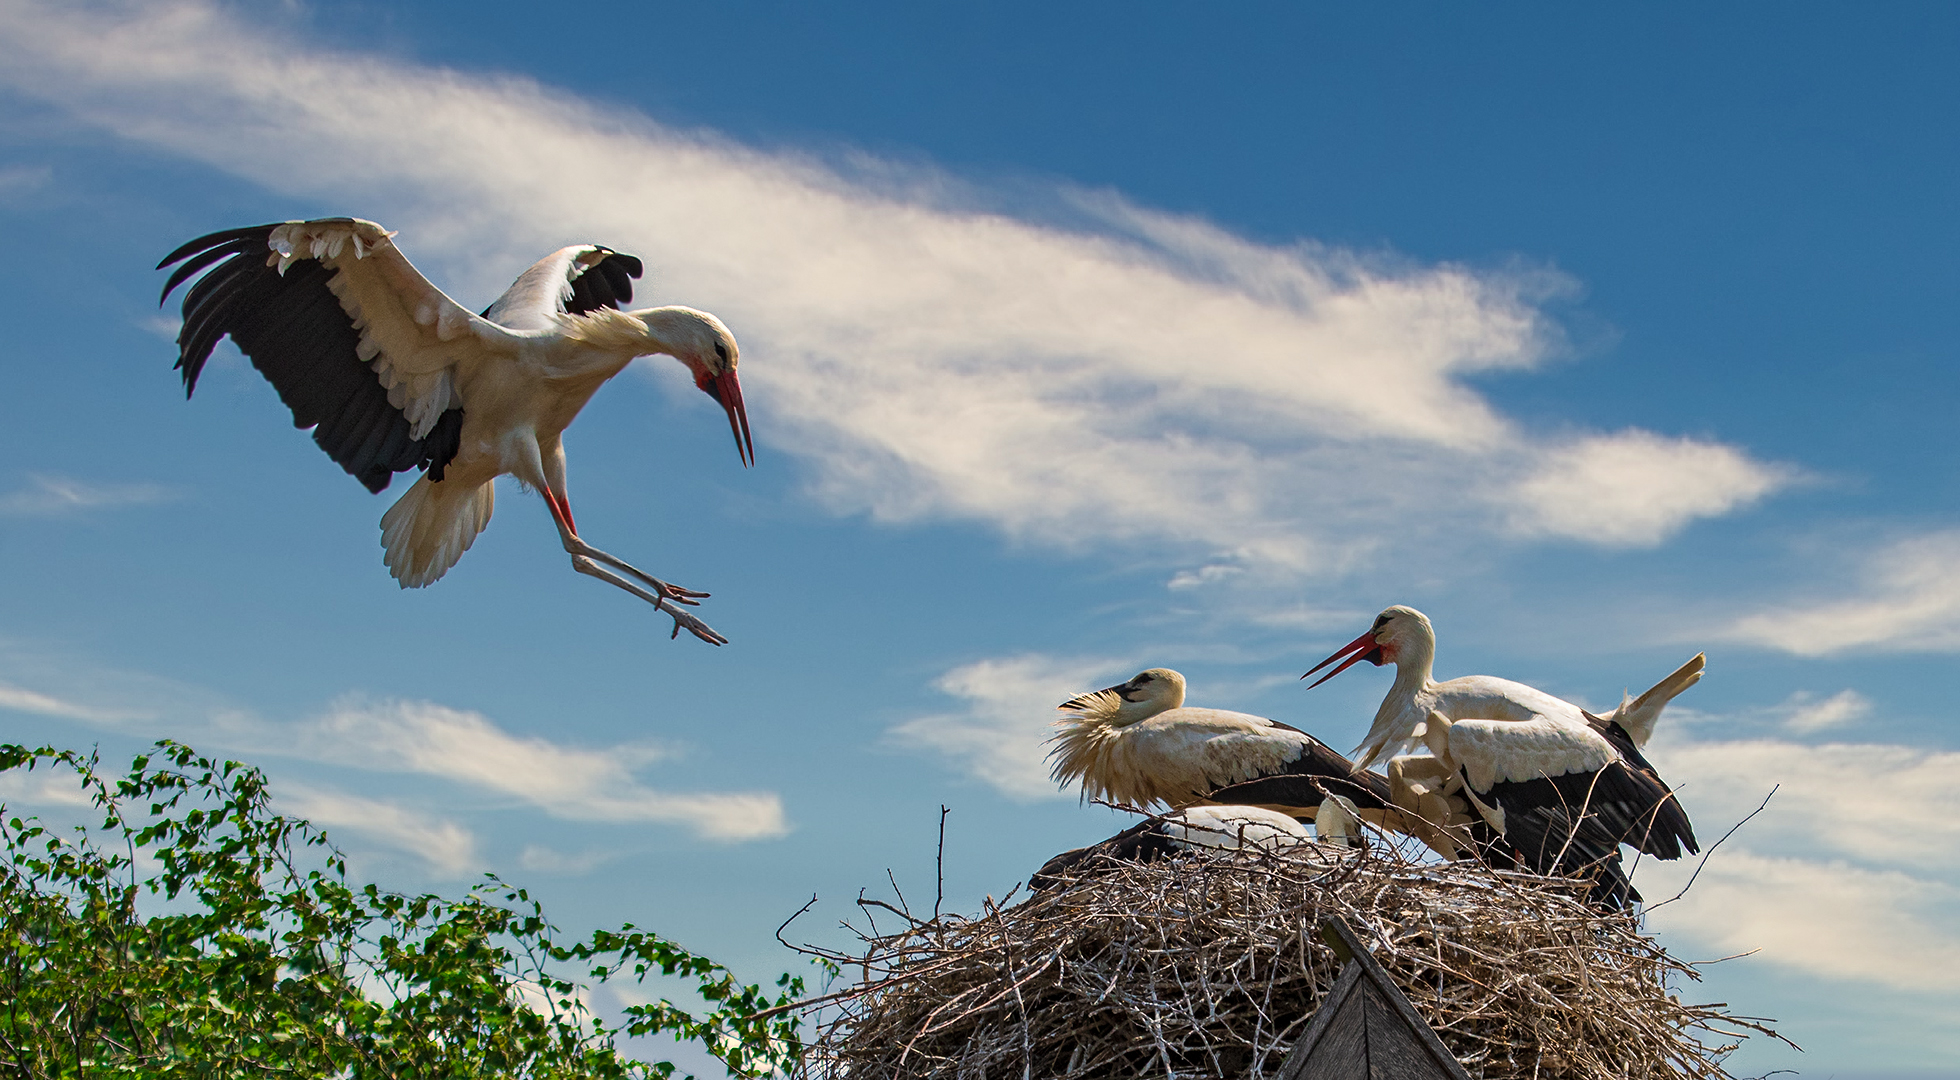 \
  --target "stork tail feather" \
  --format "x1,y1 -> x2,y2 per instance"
380,474 -> 495,588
